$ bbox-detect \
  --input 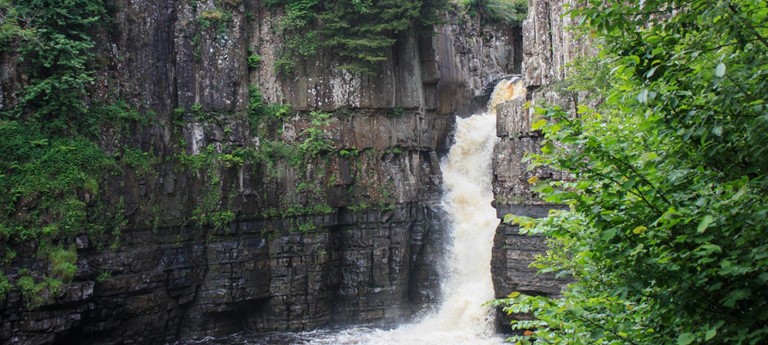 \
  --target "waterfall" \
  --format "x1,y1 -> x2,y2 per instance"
307,79 -> 523,345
